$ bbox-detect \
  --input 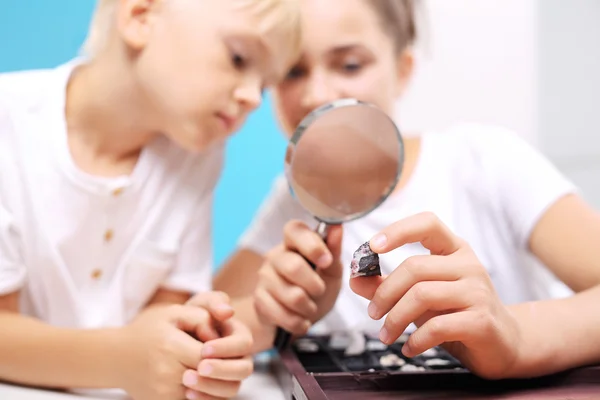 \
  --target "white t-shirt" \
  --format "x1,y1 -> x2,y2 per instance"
239,124 -> 578,334
0,59 -> 223,328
